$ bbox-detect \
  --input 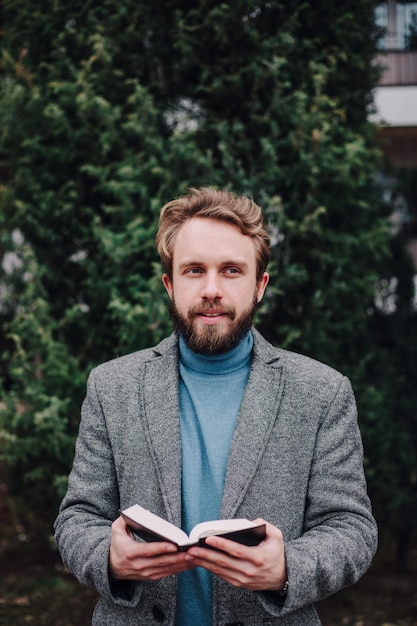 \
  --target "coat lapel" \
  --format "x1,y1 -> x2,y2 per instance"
220,331 -> 284,519
140,338 -> 182,527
